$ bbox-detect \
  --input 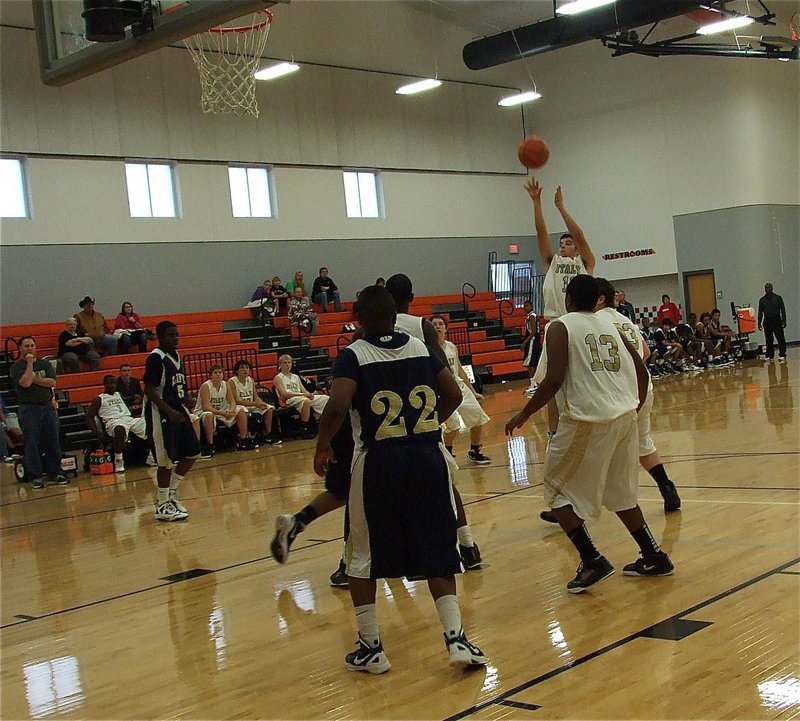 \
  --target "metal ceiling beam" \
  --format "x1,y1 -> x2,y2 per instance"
462,0 -> 705,70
